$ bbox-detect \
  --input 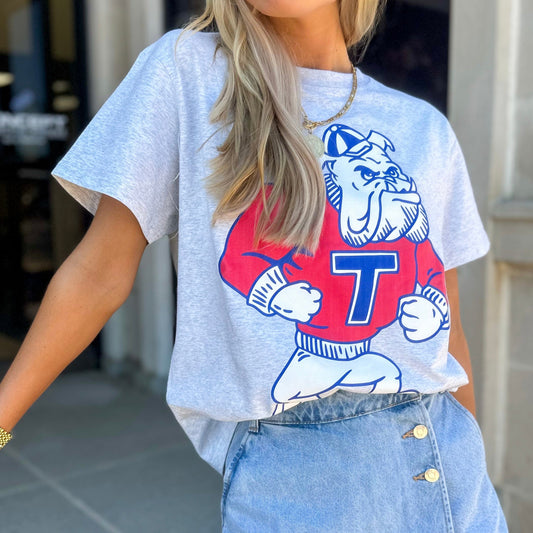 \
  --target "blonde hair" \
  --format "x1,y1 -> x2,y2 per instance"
176,0 -> 386,253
